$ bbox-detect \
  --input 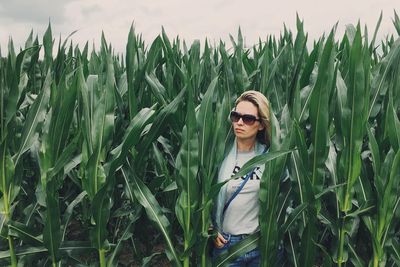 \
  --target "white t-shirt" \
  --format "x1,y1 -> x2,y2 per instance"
222,150 -> 261,235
